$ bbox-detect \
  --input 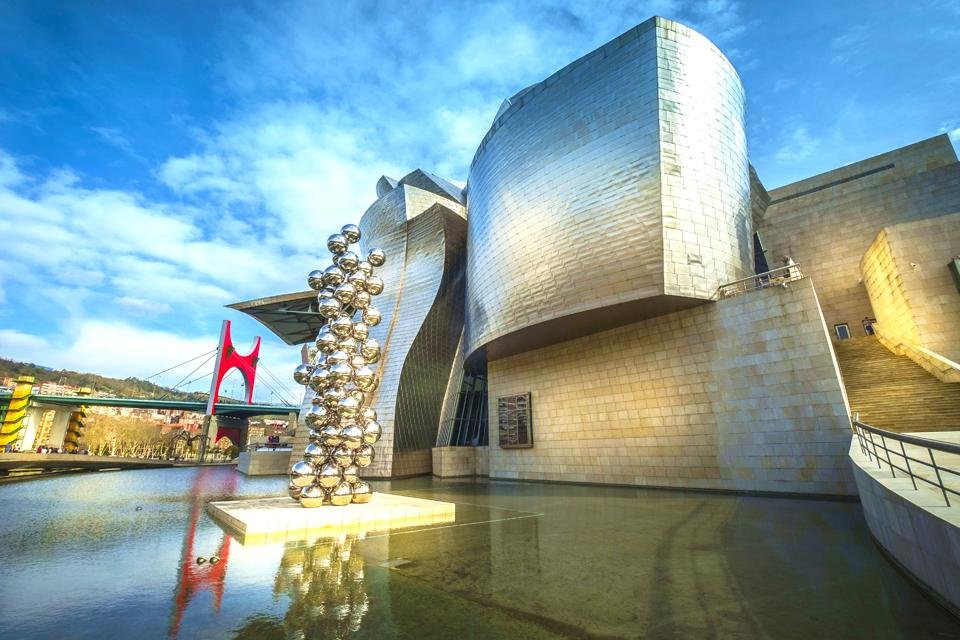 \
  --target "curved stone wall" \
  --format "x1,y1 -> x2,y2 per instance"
465,17 -> 750,359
